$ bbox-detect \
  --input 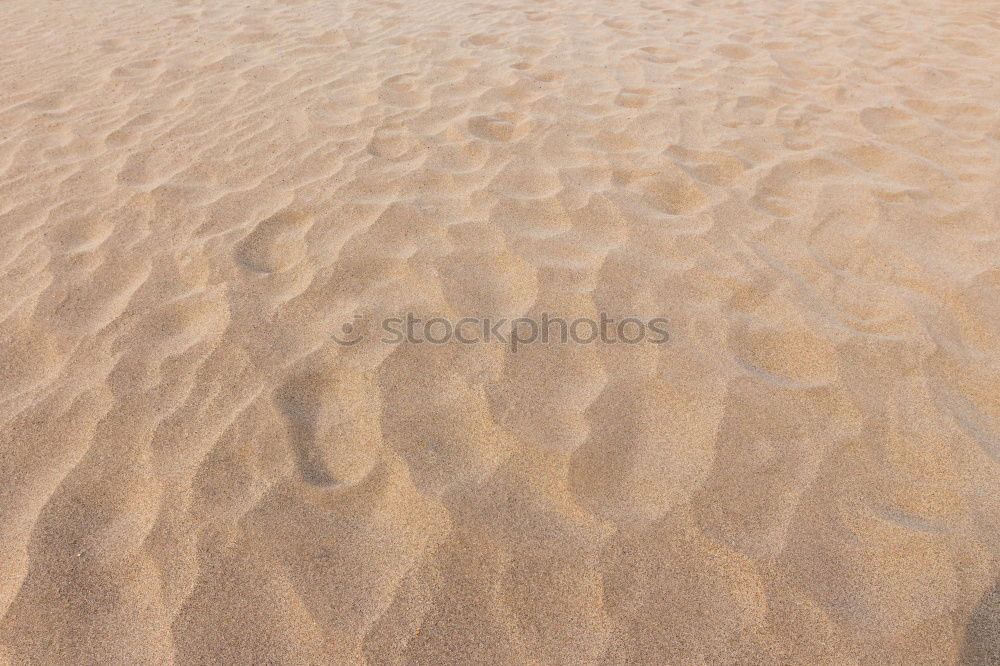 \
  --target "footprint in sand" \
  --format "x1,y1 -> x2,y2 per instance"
467,111 -> 528,142
367,122 -> 423,161
714,43 -> 754,60
234,210 -> 312,274
466,33 -> 499,47
377,72 -> 428,107
274,369 -> 379,489
615,87 -> 654,109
